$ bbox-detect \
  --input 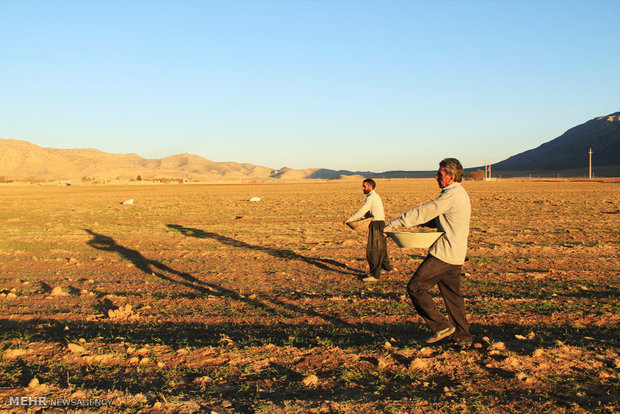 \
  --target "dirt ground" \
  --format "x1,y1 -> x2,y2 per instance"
0,178 -> 618,413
